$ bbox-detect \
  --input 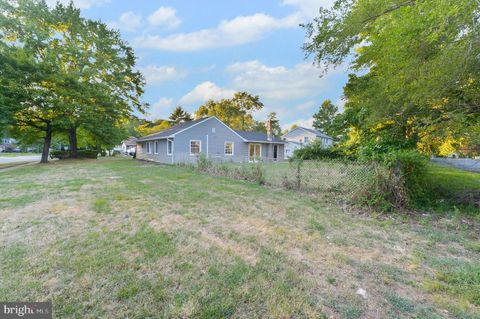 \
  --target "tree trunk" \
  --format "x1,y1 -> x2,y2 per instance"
40,125 -> 52,164
68,126 -> 78,158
